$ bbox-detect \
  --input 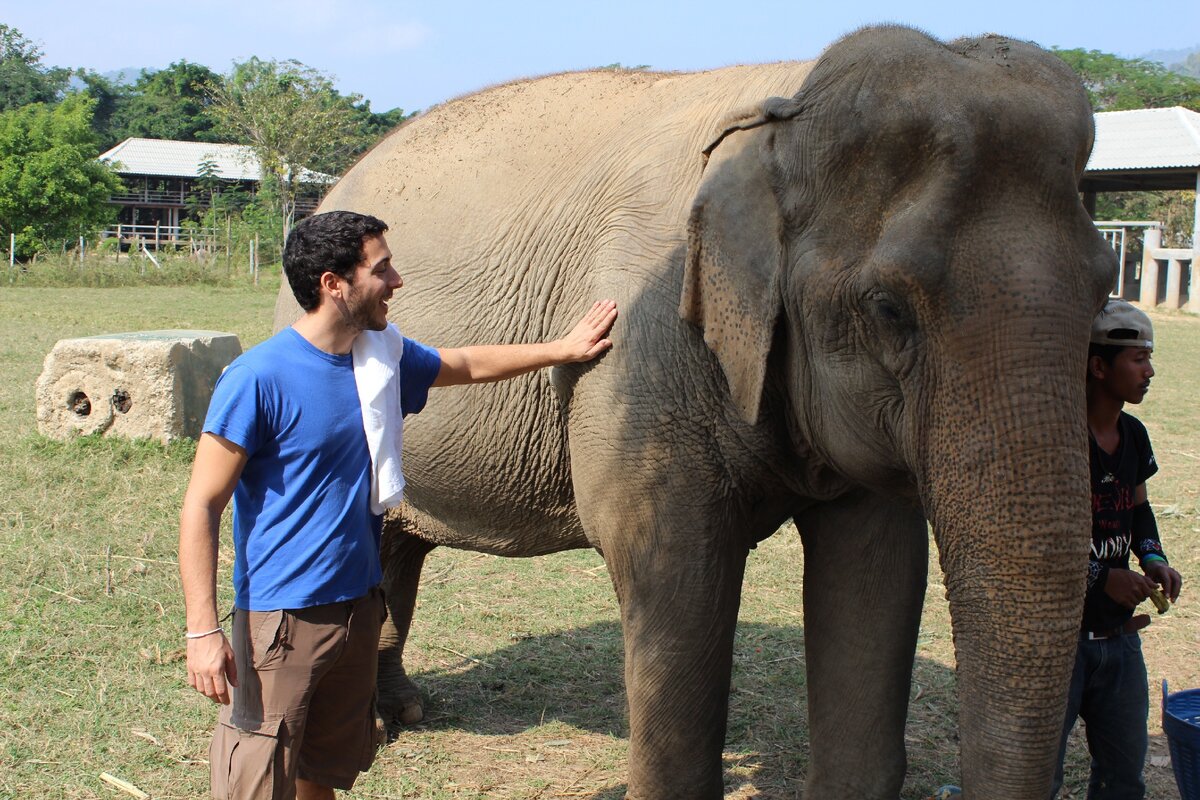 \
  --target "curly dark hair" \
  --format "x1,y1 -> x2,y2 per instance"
283,211 -> 389,311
